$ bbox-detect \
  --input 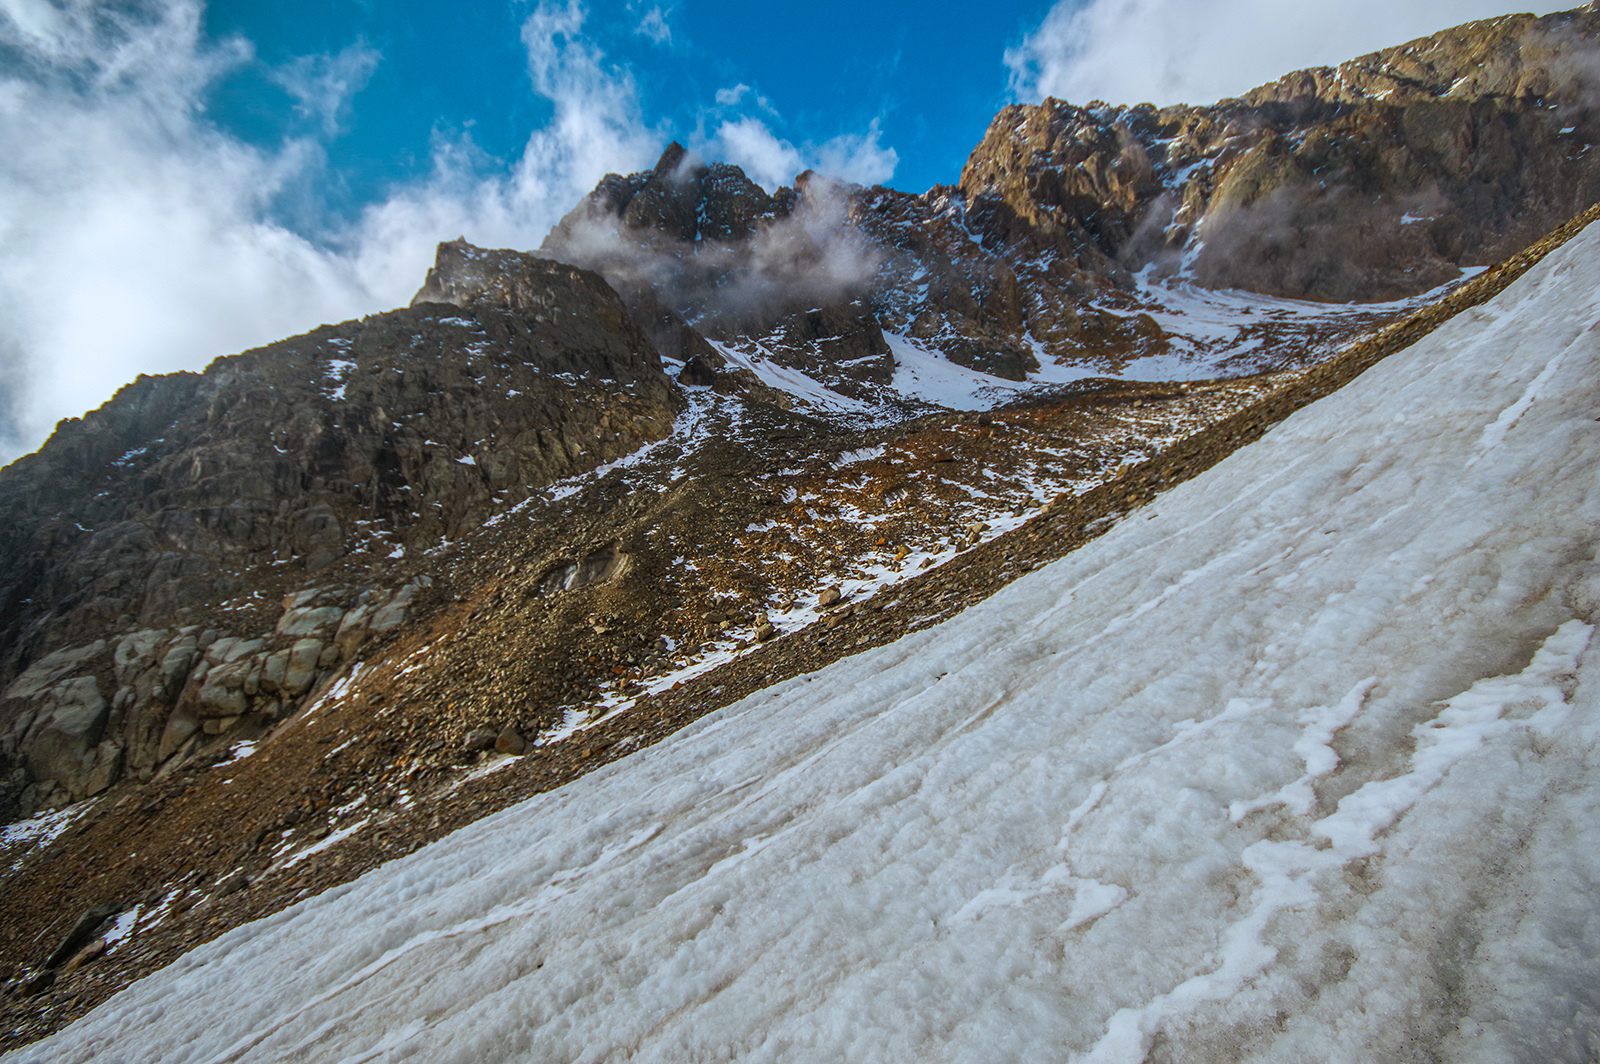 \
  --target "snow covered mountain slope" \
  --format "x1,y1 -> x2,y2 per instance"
15,232 -> 1600,1063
